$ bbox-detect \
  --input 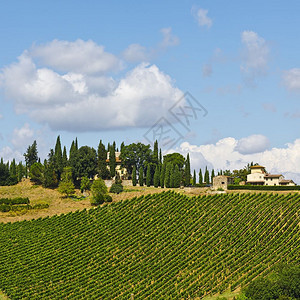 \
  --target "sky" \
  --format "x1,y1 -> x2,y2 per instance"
0,1 -> 300,182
